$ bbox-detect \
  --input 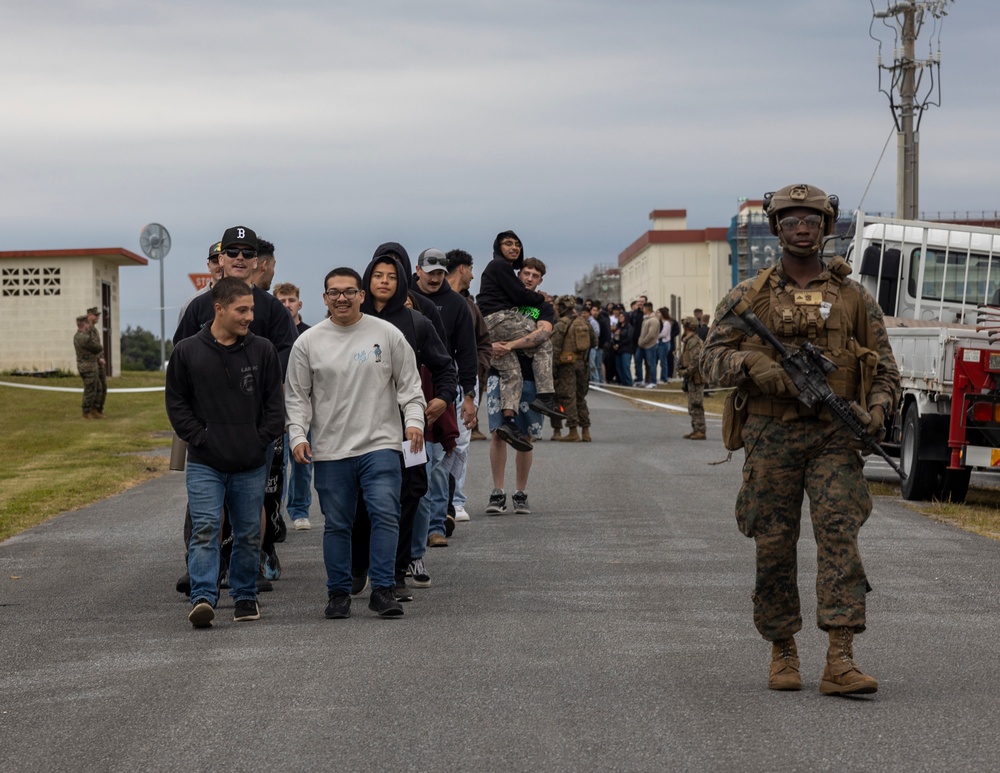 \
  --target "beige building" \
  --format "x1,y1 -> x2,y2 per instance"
0,248 -> 147,376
